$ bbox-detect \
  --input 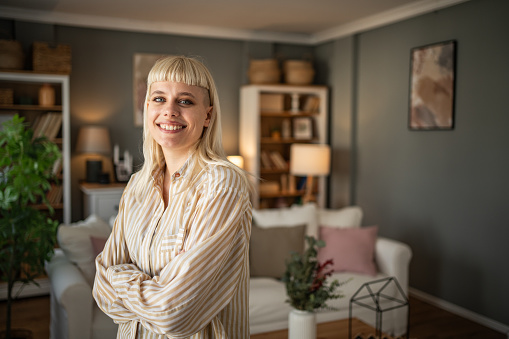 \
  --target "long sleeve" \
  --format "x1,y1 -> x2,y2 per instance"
93,179 -> 139,325
109,181 -> 250,337
93,162 -> 252,339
